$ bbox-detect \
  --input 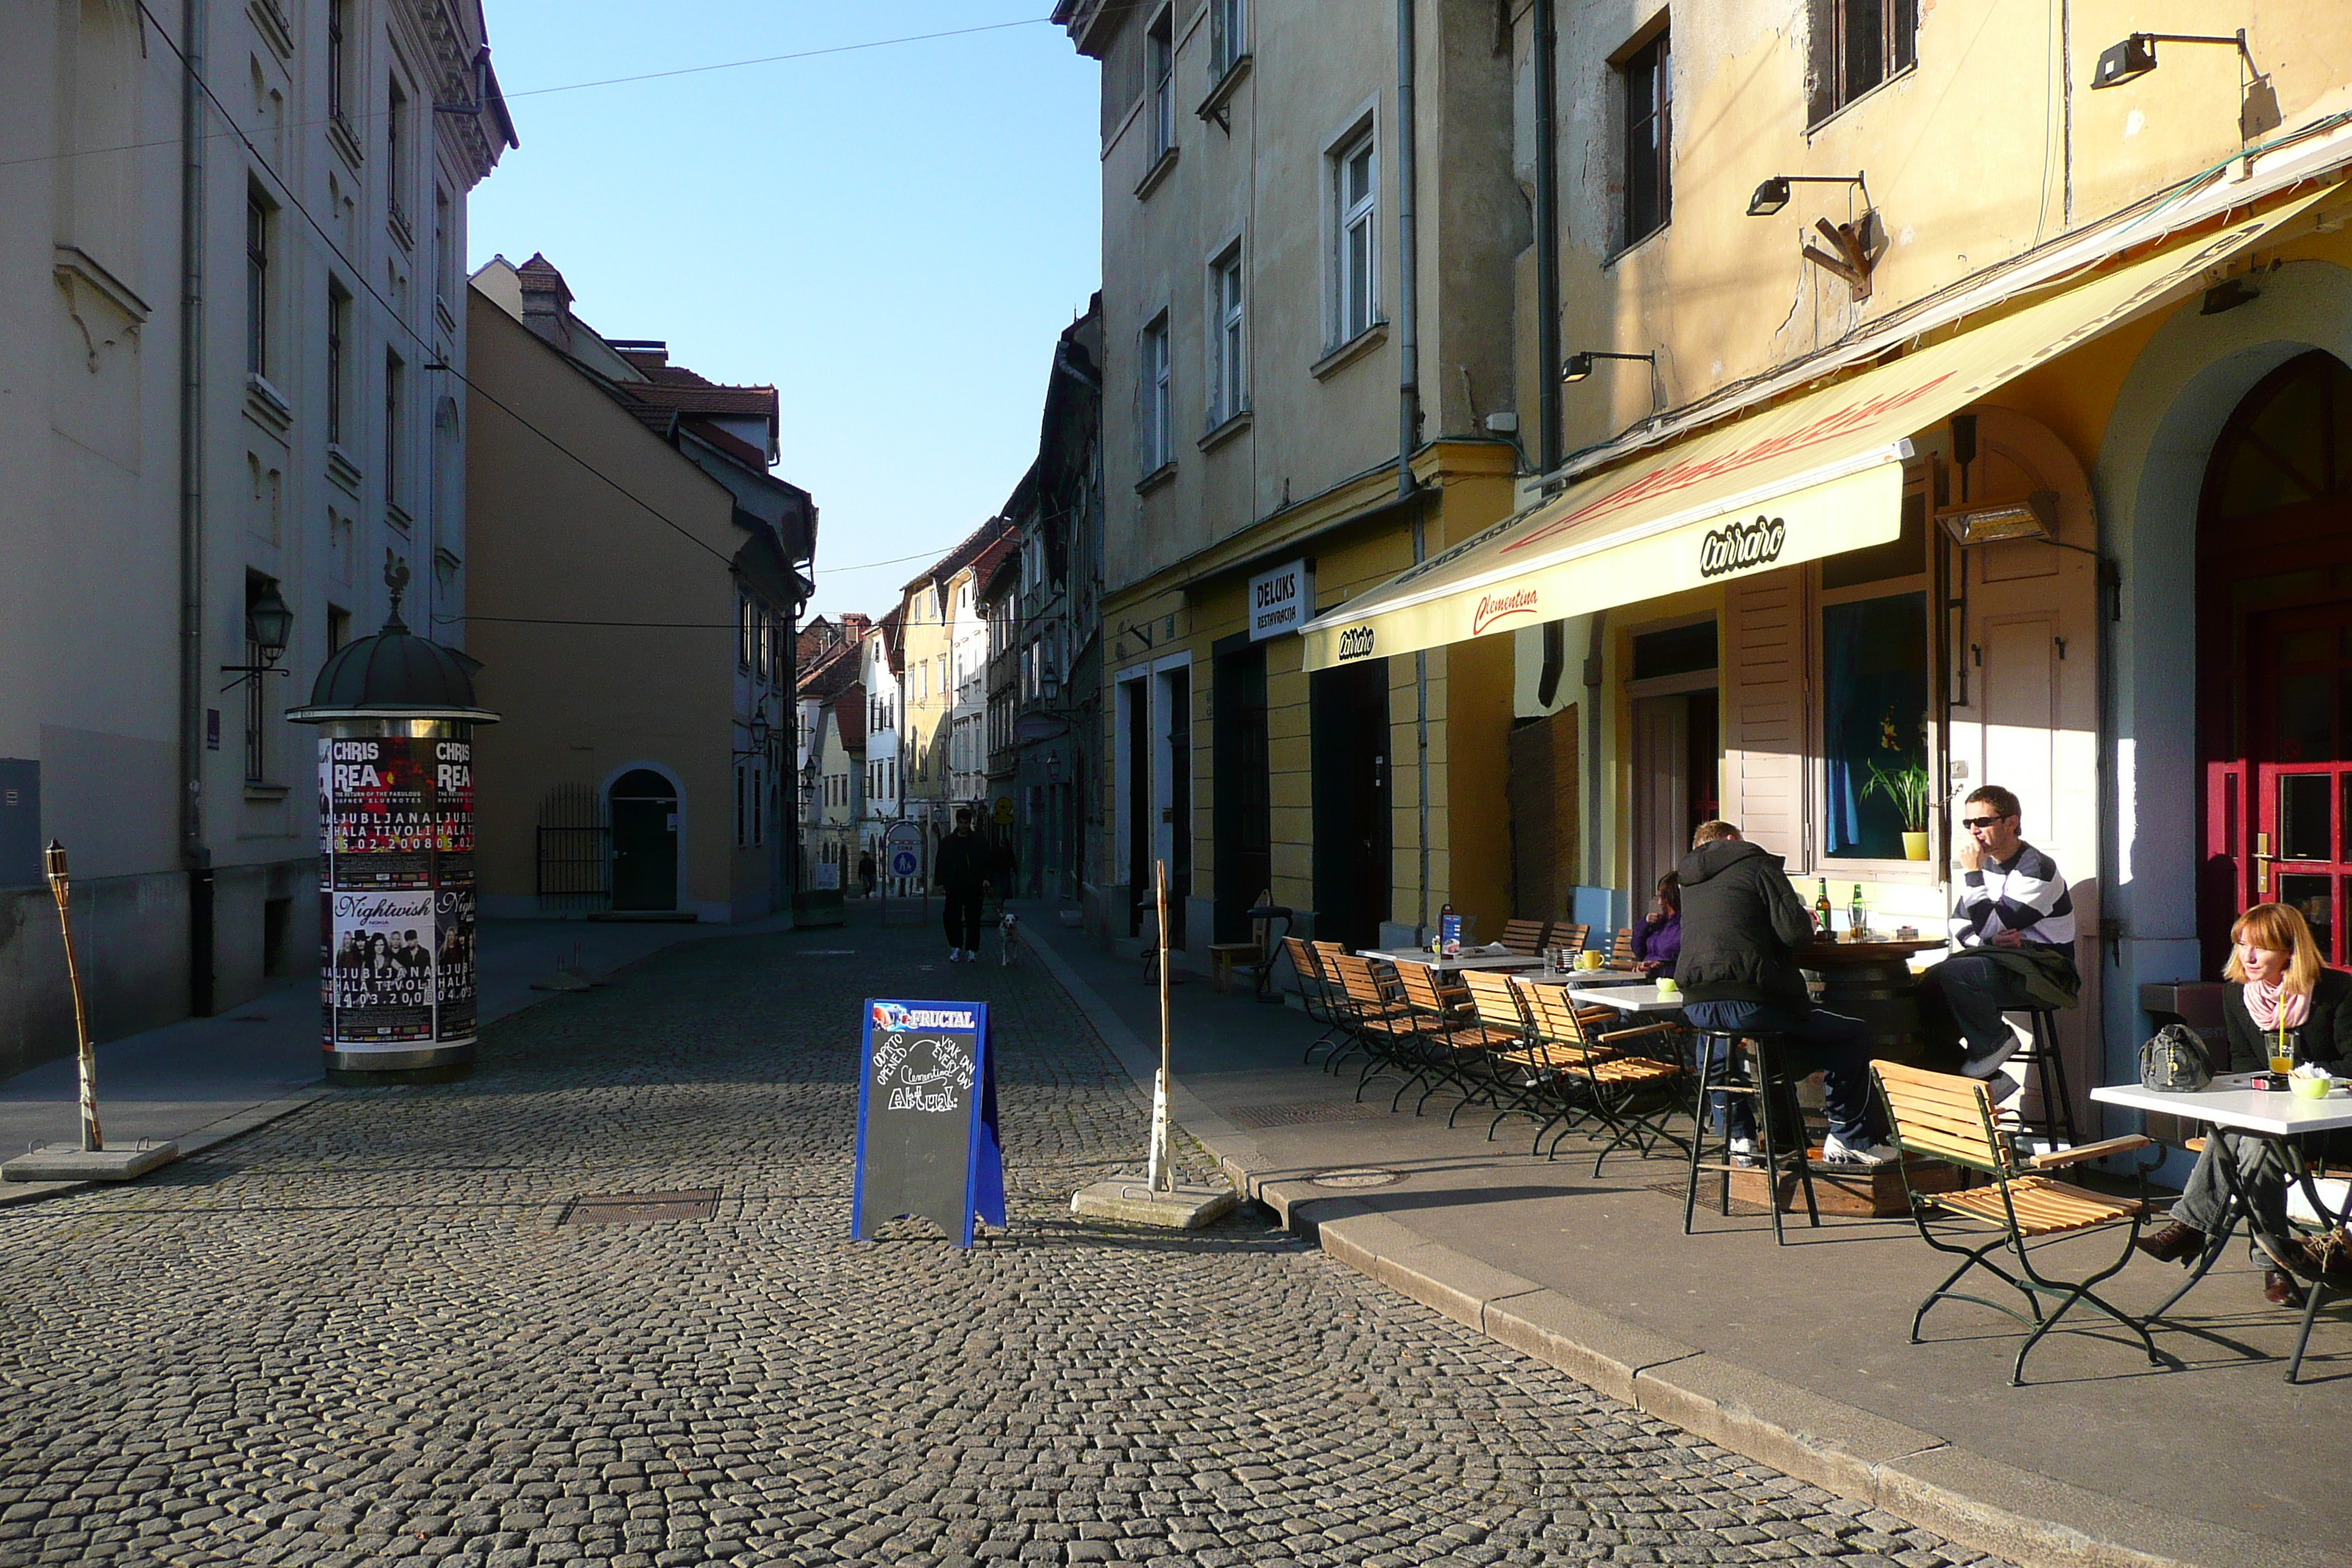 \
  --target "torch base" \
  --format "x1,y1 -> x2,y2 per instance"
3,1141 -> 180,1183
